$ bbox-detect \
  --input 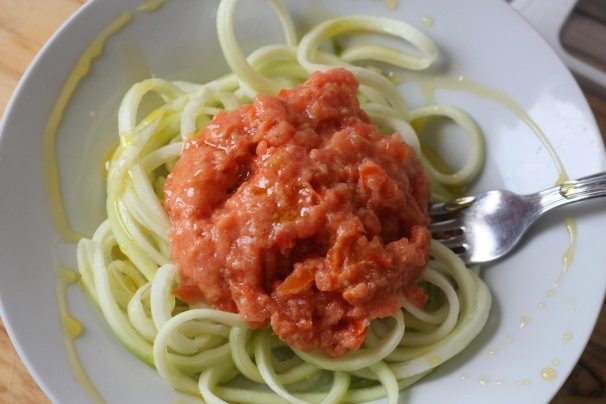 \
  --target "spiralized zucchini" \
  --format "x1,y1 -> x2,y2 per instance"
76,0 -> 491,402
